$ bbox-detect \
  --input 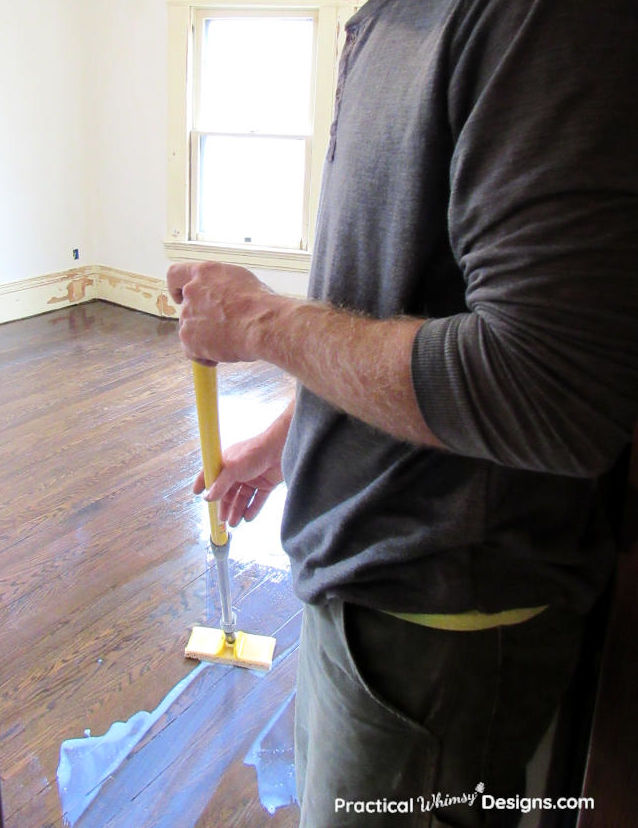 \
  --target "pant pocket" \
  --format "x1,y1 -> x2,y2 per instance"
340,600 -> 450,735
